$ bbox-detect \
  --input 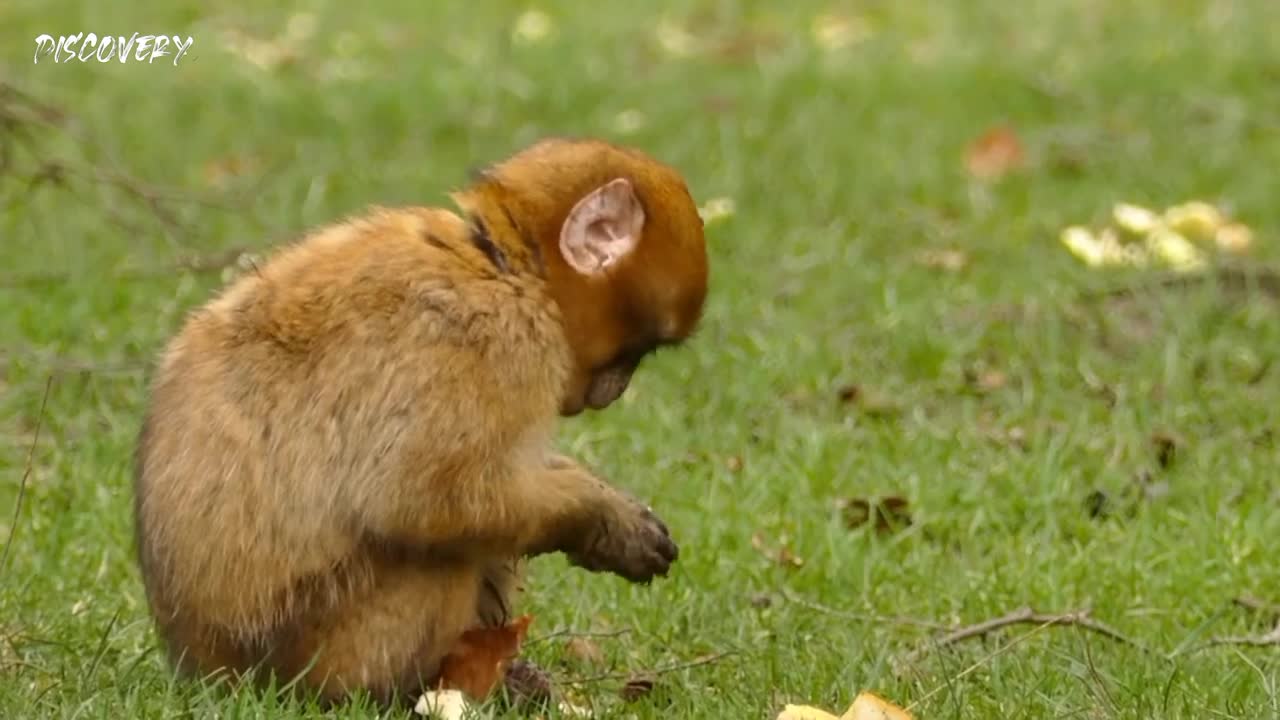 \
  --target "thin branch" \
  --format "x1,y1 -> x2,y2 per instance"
903,616 -> 1063,712
524,628 -> 632,646
899,606 -> 1158,667
1232,595 -> 1280,617
0,246 -> 251,289
780,589 -> 947,630
559,650 -> 736,686
1188,621 -> 1280,653
0,376 -> 53,577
